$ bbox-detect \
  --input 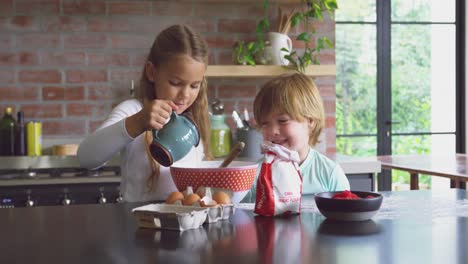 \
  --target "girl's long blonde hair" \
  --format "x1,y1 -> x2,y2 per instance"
136,25 -> 213,190
253,73 -> 325,146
